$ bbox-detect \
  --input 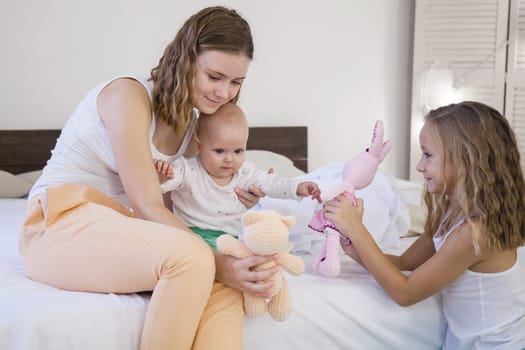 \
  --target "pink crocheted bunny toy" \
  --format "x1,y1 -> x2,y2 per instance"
308,120 -> 391,277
